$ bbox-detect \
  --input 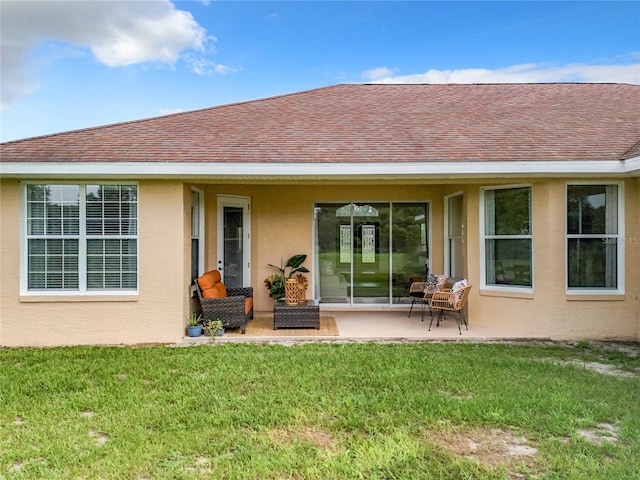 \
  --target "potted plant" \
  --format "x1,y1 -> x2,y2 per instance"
205,318 -> 225,337
186,313 -> 203,337
264,254 -> 310,301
